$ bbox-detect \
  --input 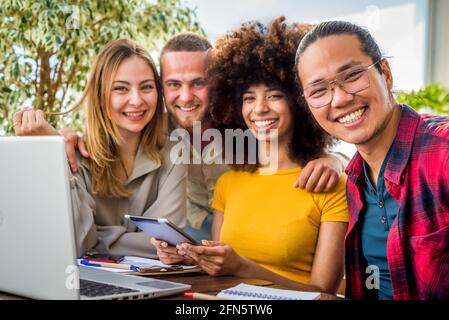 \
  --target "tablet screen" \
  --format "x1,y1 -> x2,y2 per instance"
126,216 -> 199,246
